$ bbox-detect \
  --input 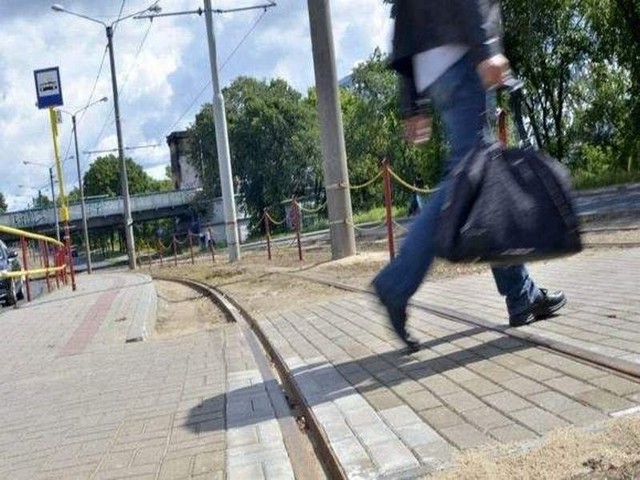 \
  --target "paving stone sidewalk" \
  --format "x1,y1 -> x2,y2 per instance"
413,248 -> 640,364
0,272 -> 295,480
252,247 -> 640,479
2,248 -> 638,480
